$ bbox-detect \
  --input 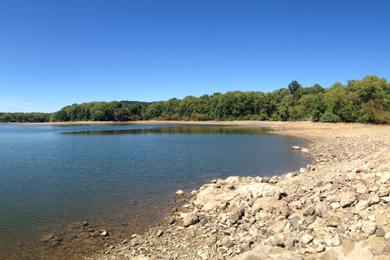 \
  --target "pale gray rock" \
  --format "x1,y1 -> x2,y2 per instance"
340,192 -> 357,207
301,234 -> 314,244
361,221 -> 377,235
183,213 -> 199,227
375,226 -> 385,237
355,200 -> 369,210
